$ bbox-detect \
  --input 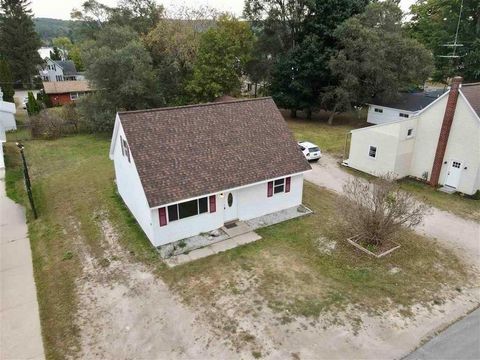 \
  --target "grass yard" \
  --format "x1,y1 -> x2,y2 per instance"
283,110 -> 365,156
5,132 -> 474,358
398,178 -> 480,223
